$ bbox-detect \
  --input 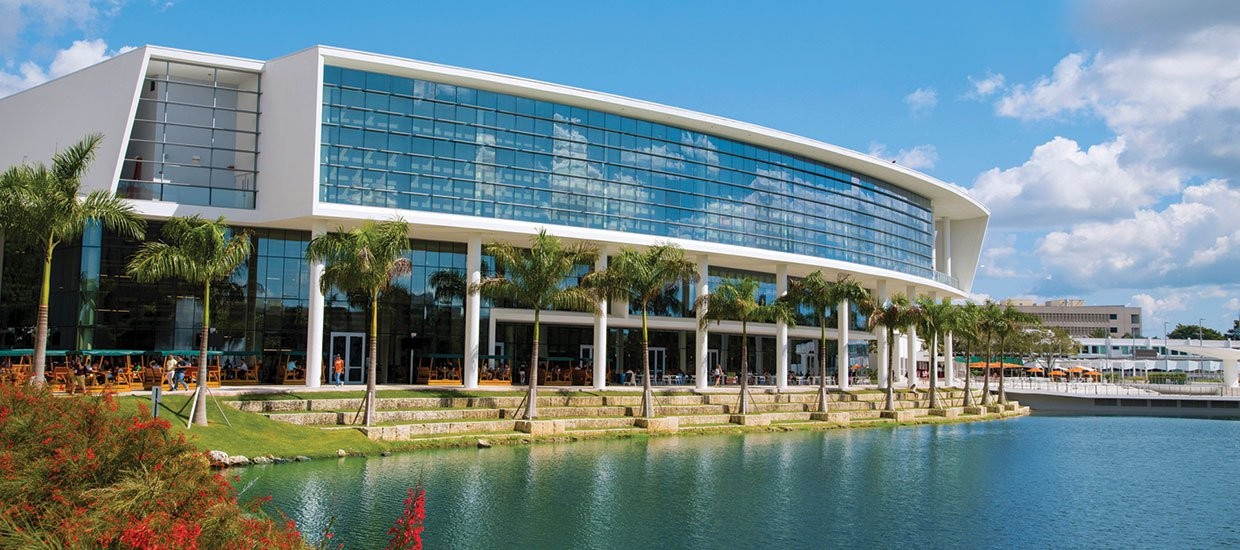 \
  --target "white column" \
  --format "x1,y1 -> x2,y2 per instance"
906,284 -> 919,388
944,331 -> 956,387
775,264 -> 789,391
943,219 -> 953,278
305,221 -> 327,388
1224,358 -> 1238,388
463,235 -> 482,389
876,280 -> 888,389
695,255 -> 710,390
593,250 -> 609,390
487,314 -> 497,368
837,297 -> 851,391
